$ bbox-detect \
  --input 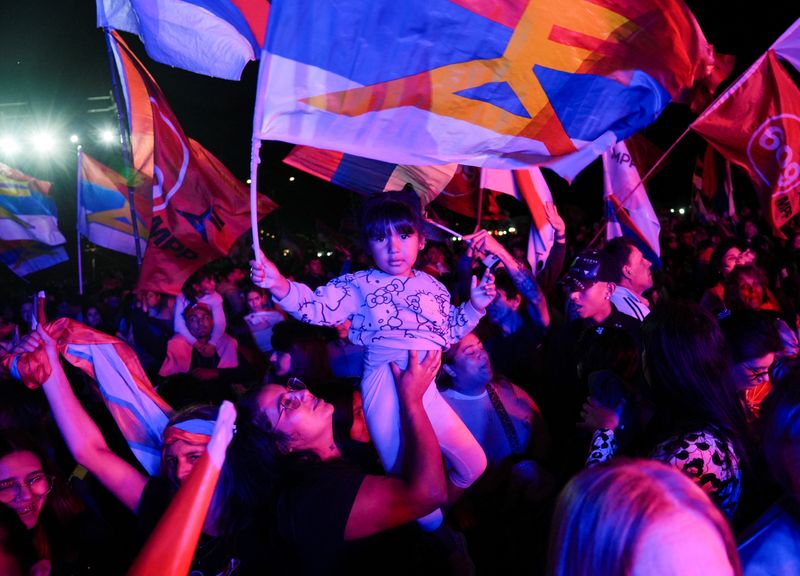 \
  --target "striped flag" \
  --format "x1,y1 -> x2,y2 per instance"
1,318 -> 173,475
603,141 -> 661,264
96,0 -> 268,80
0,162 -> 66,246
283,145 -> 457,206
0,241 -> 68,277
78,151 -> 149,256
254,0 -> 729,179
